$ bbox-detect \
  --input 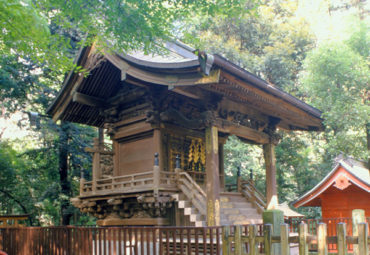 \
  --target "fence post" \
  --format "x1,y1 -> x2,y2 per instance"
248,224 -> 258,255
222,226 -> 231,255
352,209 -> 365,255
358,223 -> 368,255
298,222 -> 308,255
280,224 -> 290,255
234,225 -> 242,255
317,223 -> 328,255
264,224 -> 272,255
337,223 -> 347,255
